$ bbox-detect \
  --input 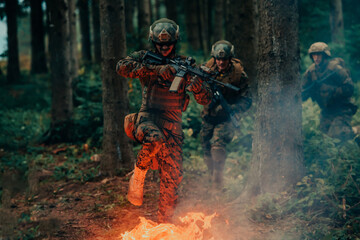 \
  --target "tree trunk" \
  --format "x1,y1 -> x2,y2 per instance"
46,0 -> 73,130
92,0 -> 102,64
199,0 -> 210,55
30,0 -> 47,74
78,0 -> 92,62
125,0 -> 135,34
137,0 -> 151,49
226,0 -> 258,95
164,0 -> 177,22
184,0 -> 202,51
69,0 -> 79,80
243,0 -> 304,197
329,0 -> 345,45
5,0 -> 20,84
100,0 -> 135,175
153,0 -> 160,20
213,0 -> 224,42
